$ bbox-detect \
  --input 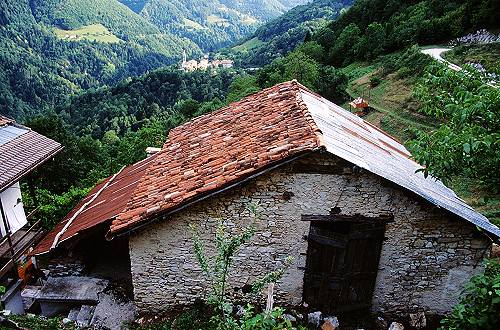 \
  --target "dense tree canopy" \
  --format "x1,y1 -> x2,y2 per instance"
410,65 -> 500,190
